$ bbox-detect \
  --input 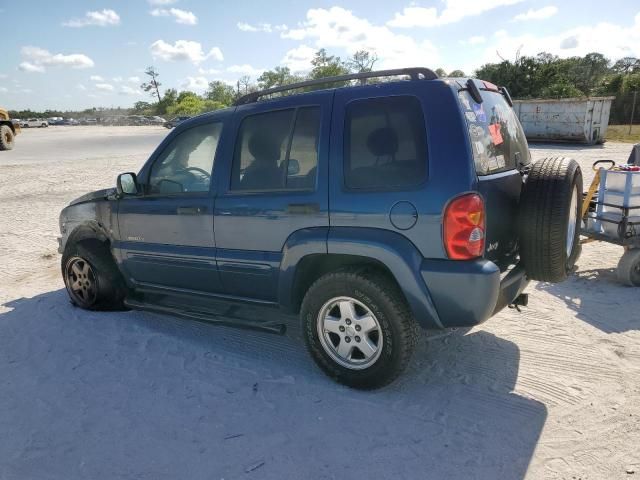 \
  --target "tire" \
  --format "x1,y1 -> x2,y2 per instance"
617,249 -> 640,287
301,269 -> 418,389
518,157 -> 583,283
61,240 -> 128,310
0,125 -> 14,151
